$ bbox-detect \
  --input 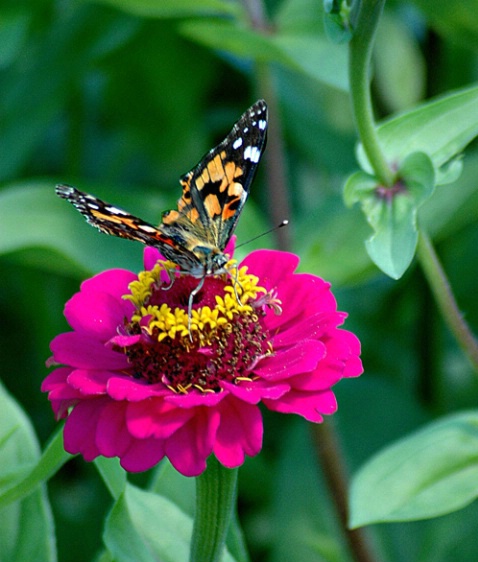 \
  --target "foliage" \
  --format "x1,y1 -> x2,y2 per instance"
2,0 -> 478,561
